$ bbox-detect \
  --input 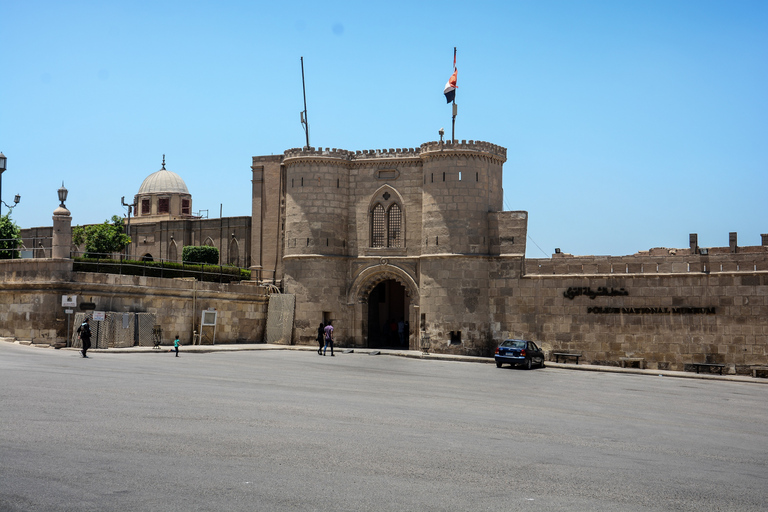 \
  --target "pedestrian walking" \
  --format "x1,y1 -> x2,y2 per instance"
77,318 -> 92,358
323,321 -> 334,356
316,322 -> 325,355
173,335 -> 180,357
